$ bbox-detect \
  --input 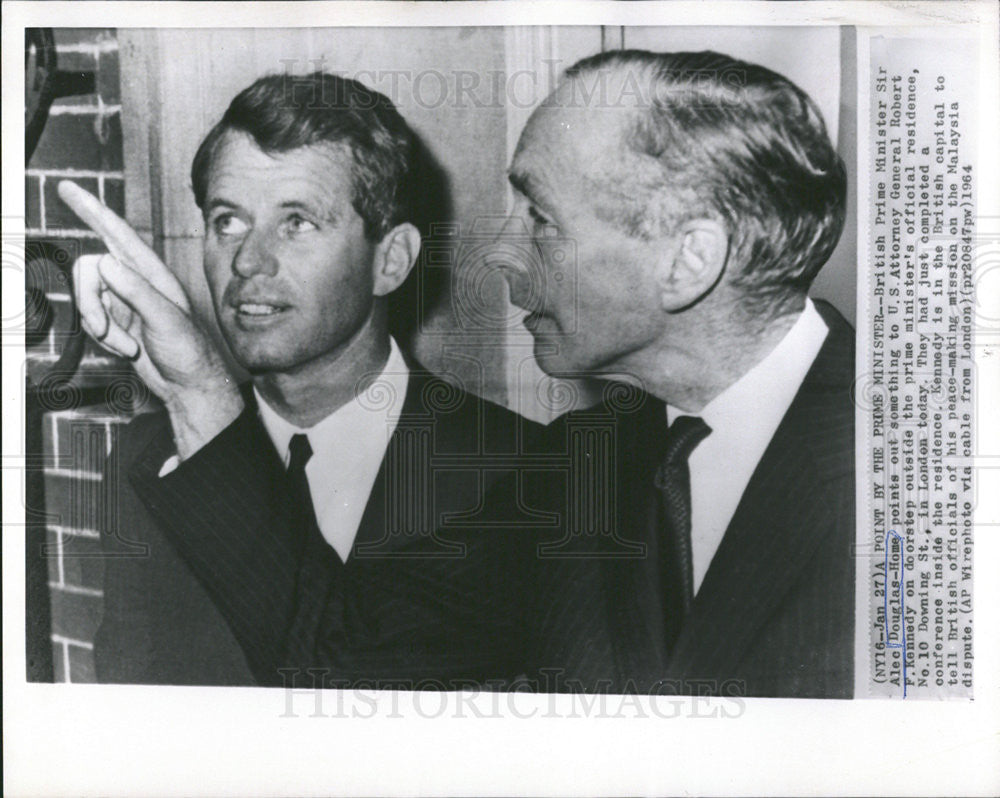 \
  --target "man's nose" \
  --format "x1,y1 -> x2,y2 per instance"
489,214 -> 541,307
232,230 -> 279,278
491,213 -> 531,276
